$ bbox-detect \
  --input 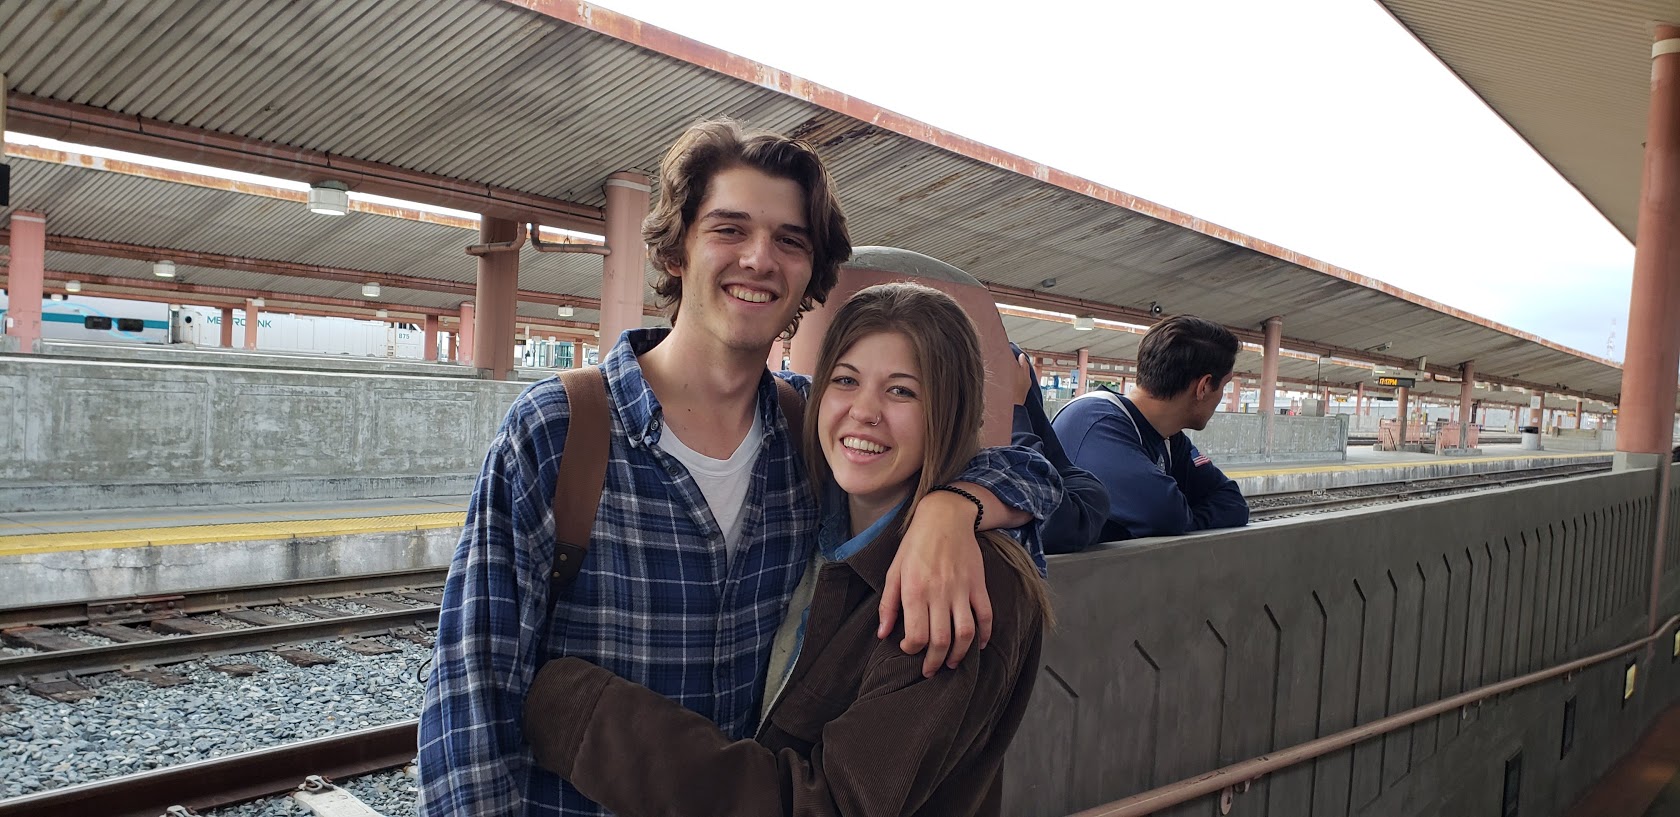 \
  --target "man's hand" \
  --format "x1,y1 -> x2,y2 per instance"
1013,351 -> 1035,406
880,490 -> 994,677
